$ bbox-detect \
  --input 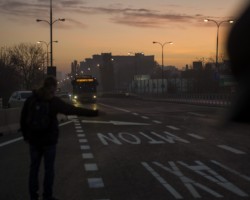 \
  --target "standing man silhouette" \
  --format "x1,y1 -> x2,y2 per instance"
20,76 -> 98,200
